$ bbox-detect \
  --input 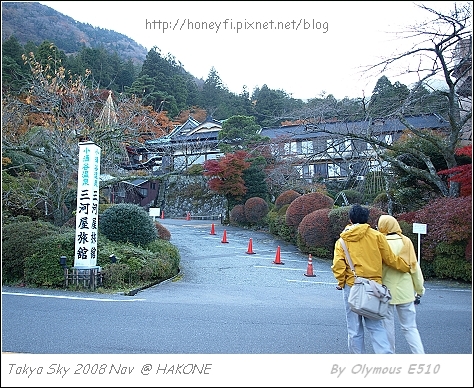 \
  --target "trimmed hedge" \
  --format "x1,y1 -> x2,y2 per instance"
2,220 -> 60,283
274,190 -> 301,210
285,192 -> 334,228
244,197 -> 269,225
99,203 -> 157,246
230,204 -> 246,224
297,208 -> 333,259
